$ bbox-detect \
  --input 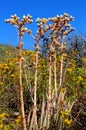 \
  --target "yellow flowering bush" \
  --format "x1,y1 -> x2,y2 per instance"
64,118 -> 72,125
0,112 -> 6,129
60,109 -> 72,126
